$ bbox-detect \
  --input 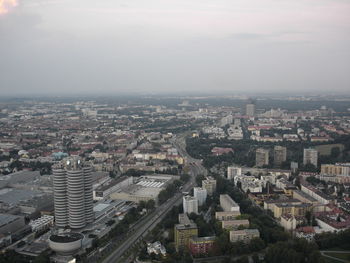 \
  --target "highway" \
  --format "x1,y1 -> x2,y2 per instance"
101,132 -> 207,263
